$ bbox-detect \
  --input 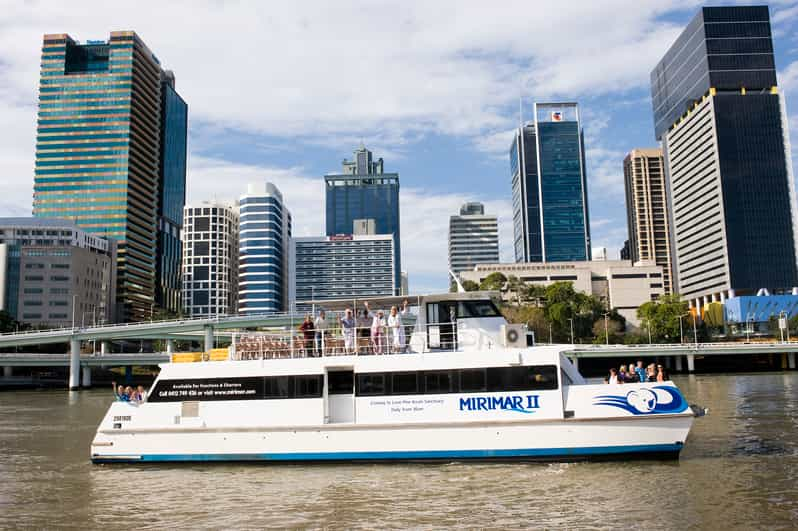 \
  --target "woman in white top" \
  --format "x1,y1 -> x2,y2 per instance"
371,310 -> 387,354
387,300 -> 409,353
